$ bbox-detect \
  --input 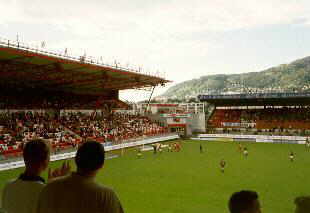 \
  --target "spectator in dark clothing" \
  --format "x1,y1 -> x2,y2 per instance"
229,190 -> 261,213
